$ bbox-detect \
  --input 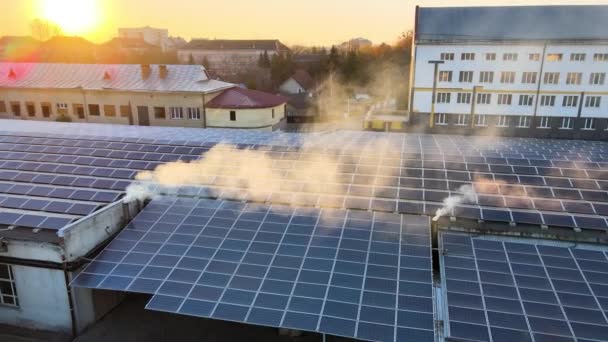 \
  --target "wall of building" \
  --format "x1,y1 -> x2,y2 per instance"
0,265 -> 72,332
119,28 -> 169,50
410,42 -> 608,139
206,103 -> 285,130
0,88 -> 230,128
279,78 -> 306,95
